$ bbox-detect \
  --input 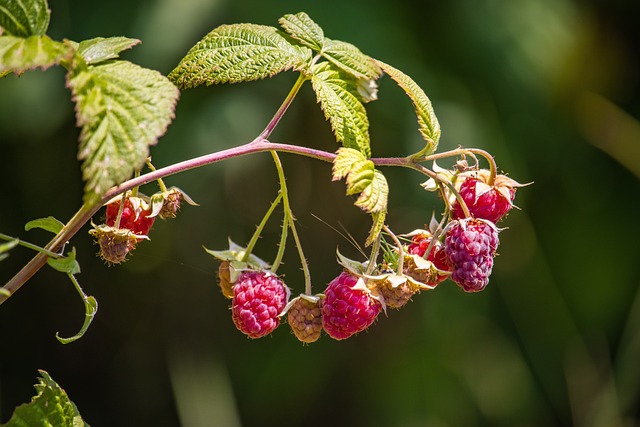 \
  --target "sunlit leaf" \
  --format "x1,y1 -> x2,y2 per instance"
25,216 -> 64,234
279,12 -> 324,51
355,169 -> 388,213
311,62 -> 371,156
0,35 -> 74,75
0,0 -> 50,37
366,210 -> 386,247
77,36 -> 140,65
375,60 -> 440,154
47,247 -> 81,275
169,23 -> 311,89
68,59 -> 179,201
322,39 -> 381,80
1,370 -> 88,427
